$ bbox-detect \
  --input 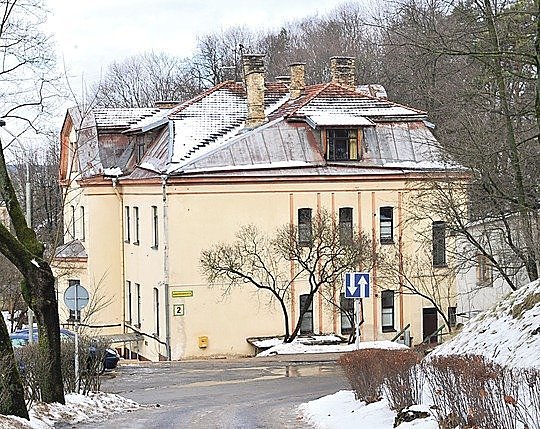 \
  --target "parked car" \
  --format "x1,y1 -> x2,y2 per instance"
9,328 -> 120,372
